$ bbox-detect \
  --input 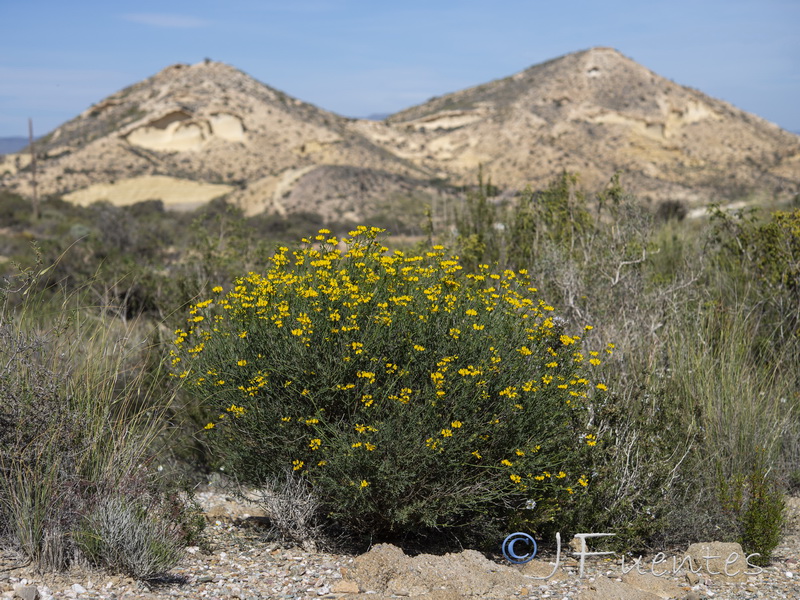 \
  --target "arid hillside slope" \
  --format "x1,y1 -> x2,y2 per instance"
1,60 -> 449,222
359,47 -> 799,206
3,49 -> 799,219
